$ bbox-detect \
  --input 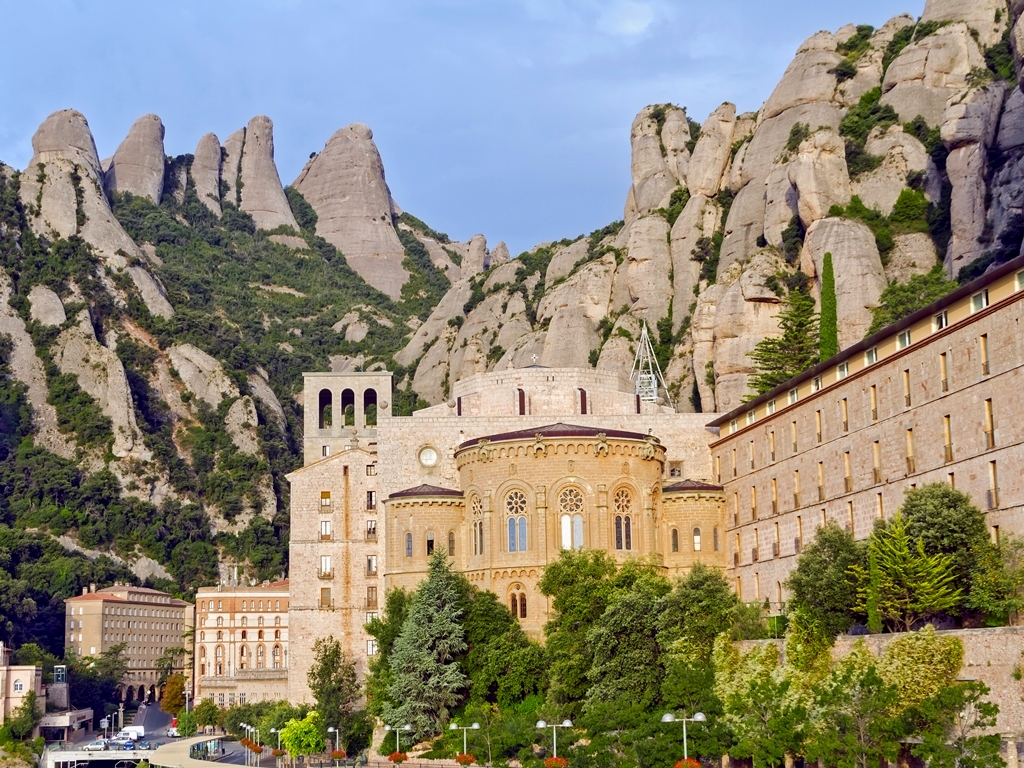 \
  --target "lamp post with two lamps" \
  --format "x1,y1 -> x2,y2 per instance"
383,723 -> 412,754
536,719 -> 573,759
660,712 -> 706,760
449,722 -> 480,756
